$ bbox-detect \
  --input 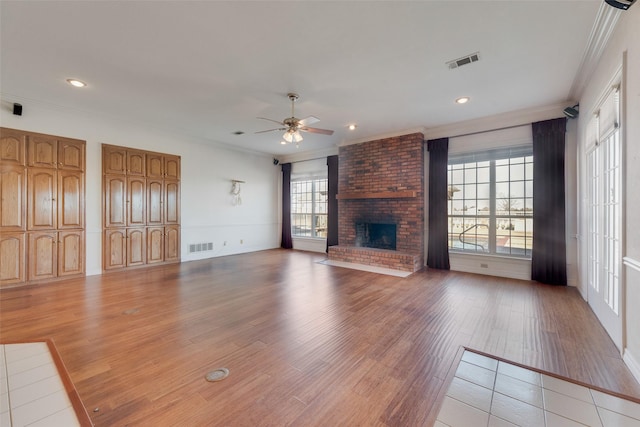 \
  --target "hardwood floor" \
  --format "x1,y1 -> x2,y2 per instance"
1,249 -> 639,426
